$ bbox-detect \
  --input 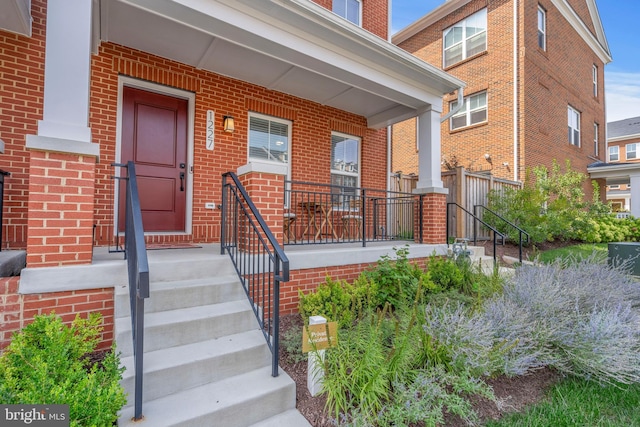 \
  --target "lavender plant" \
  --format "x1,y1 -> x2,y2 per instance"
489,254 -> 640,383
